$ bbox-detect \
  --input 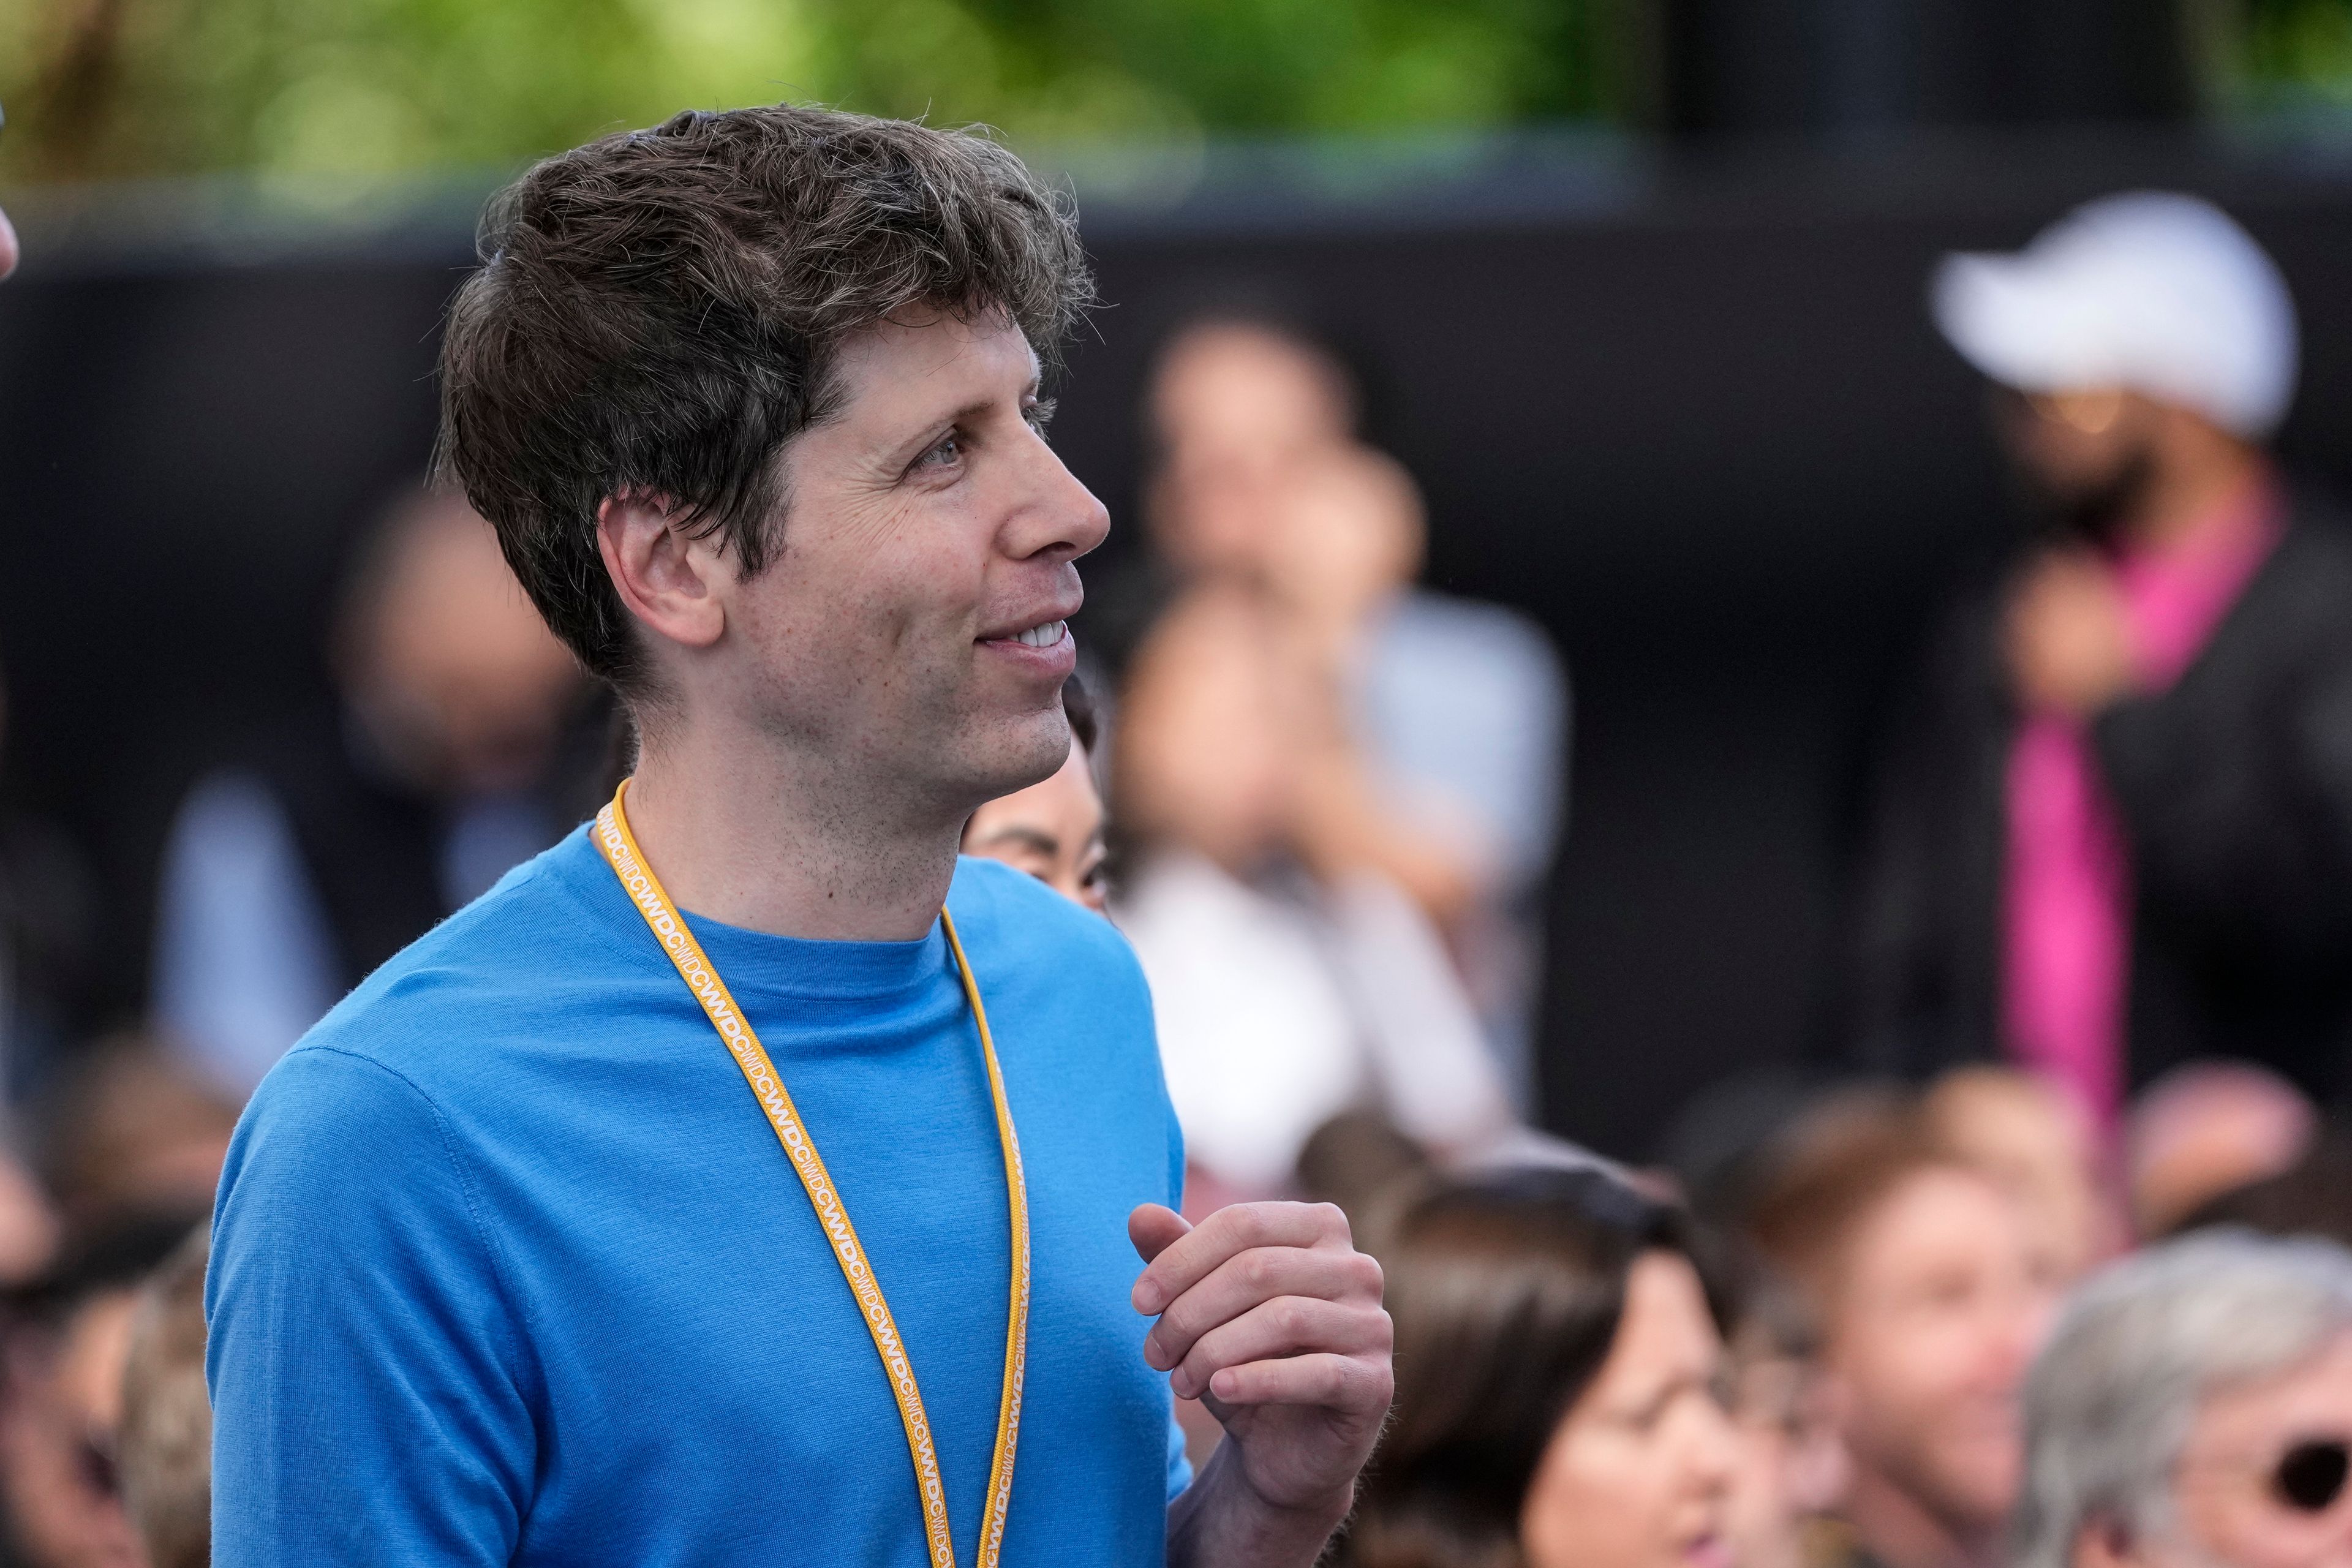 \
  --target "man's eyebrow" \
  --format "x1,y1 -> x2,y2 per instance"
922,375 -> 1044,437
973,825 -> 1058,857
